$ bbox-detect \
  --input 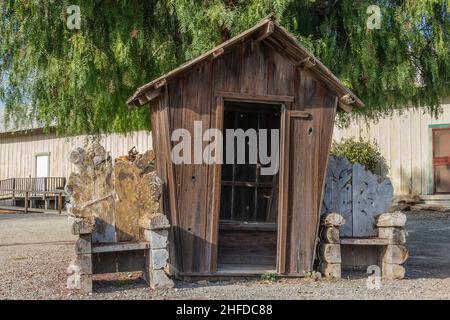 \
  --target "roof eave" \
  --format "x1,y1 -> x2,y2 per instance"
127,15 -> 364,111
